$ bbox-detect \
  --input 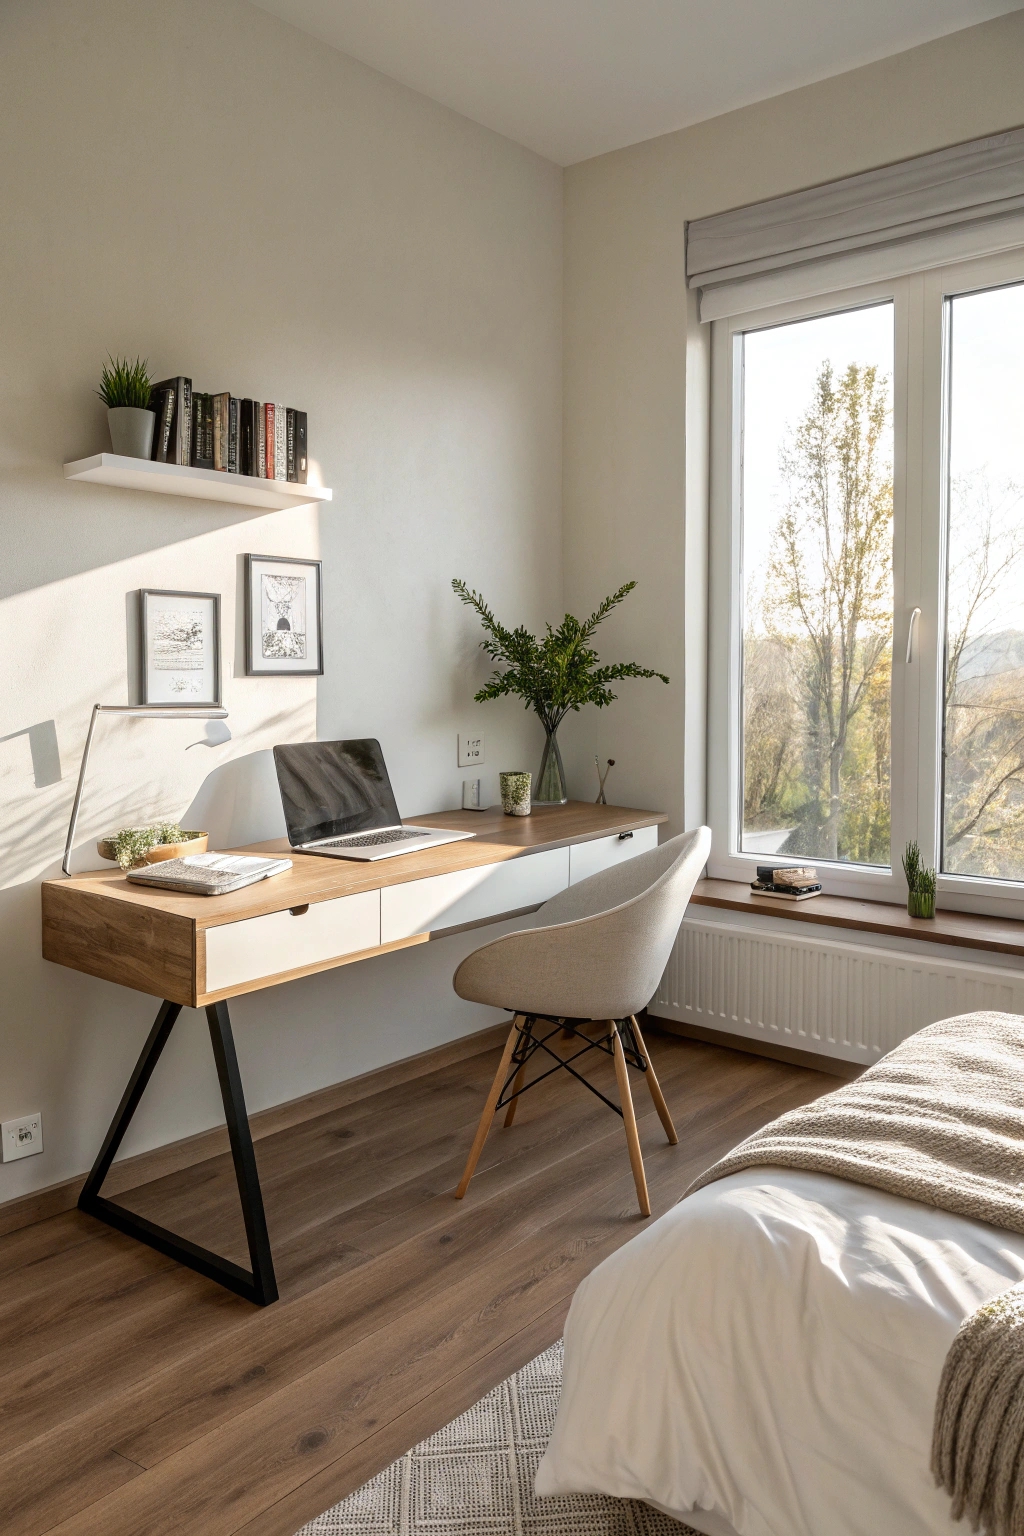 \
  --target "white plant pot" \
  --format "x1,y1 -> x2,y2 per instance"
107,406 -> 156,459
